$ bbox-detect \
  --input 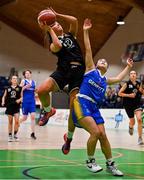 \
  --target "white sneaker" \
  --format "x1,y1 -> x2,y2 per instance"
138,137 -> 144,145
14,135 -> 19,142
86,158 -> 103,173
106,161 -> 123,176
8,135 -> 13,142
